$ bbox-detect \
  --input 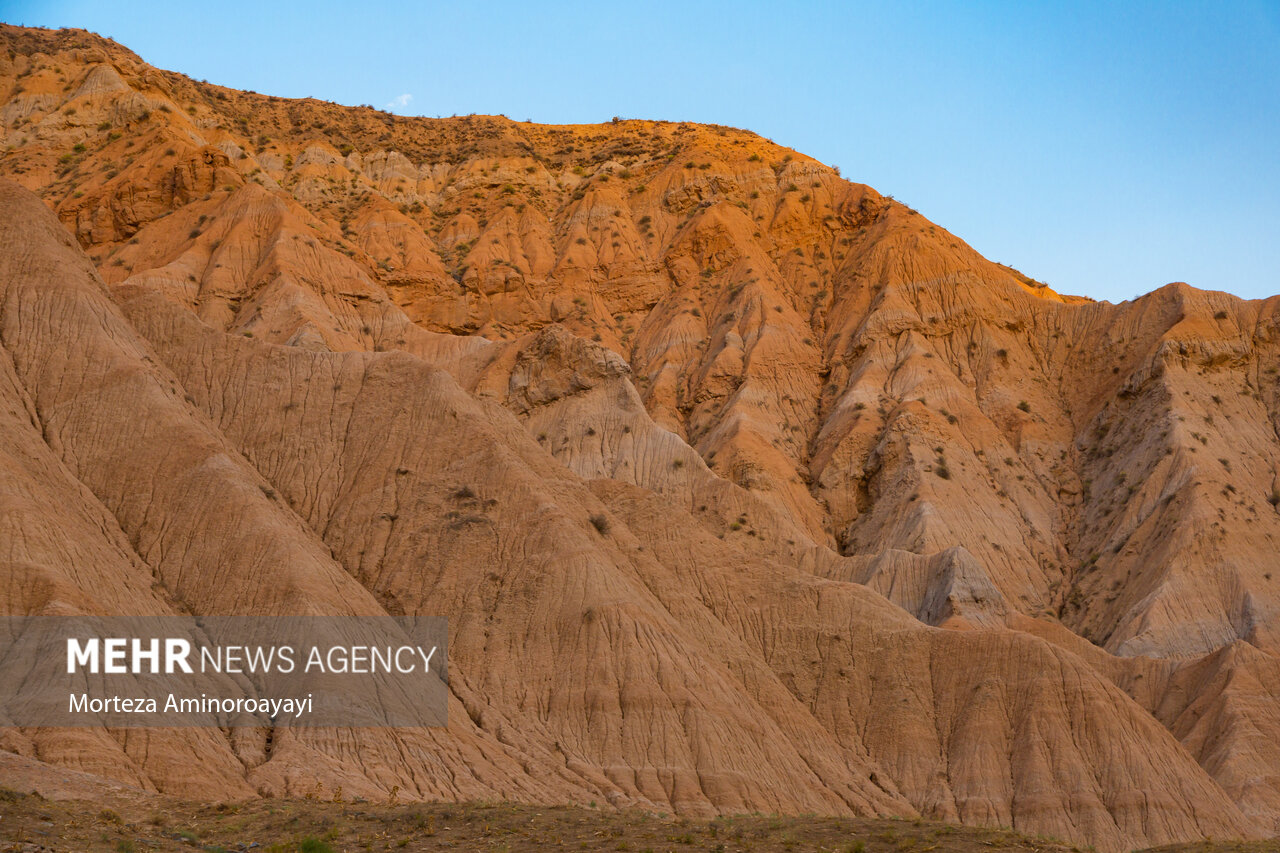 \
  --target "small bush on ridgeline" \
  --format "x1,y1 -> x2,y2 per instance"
589,513 -> 610,534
